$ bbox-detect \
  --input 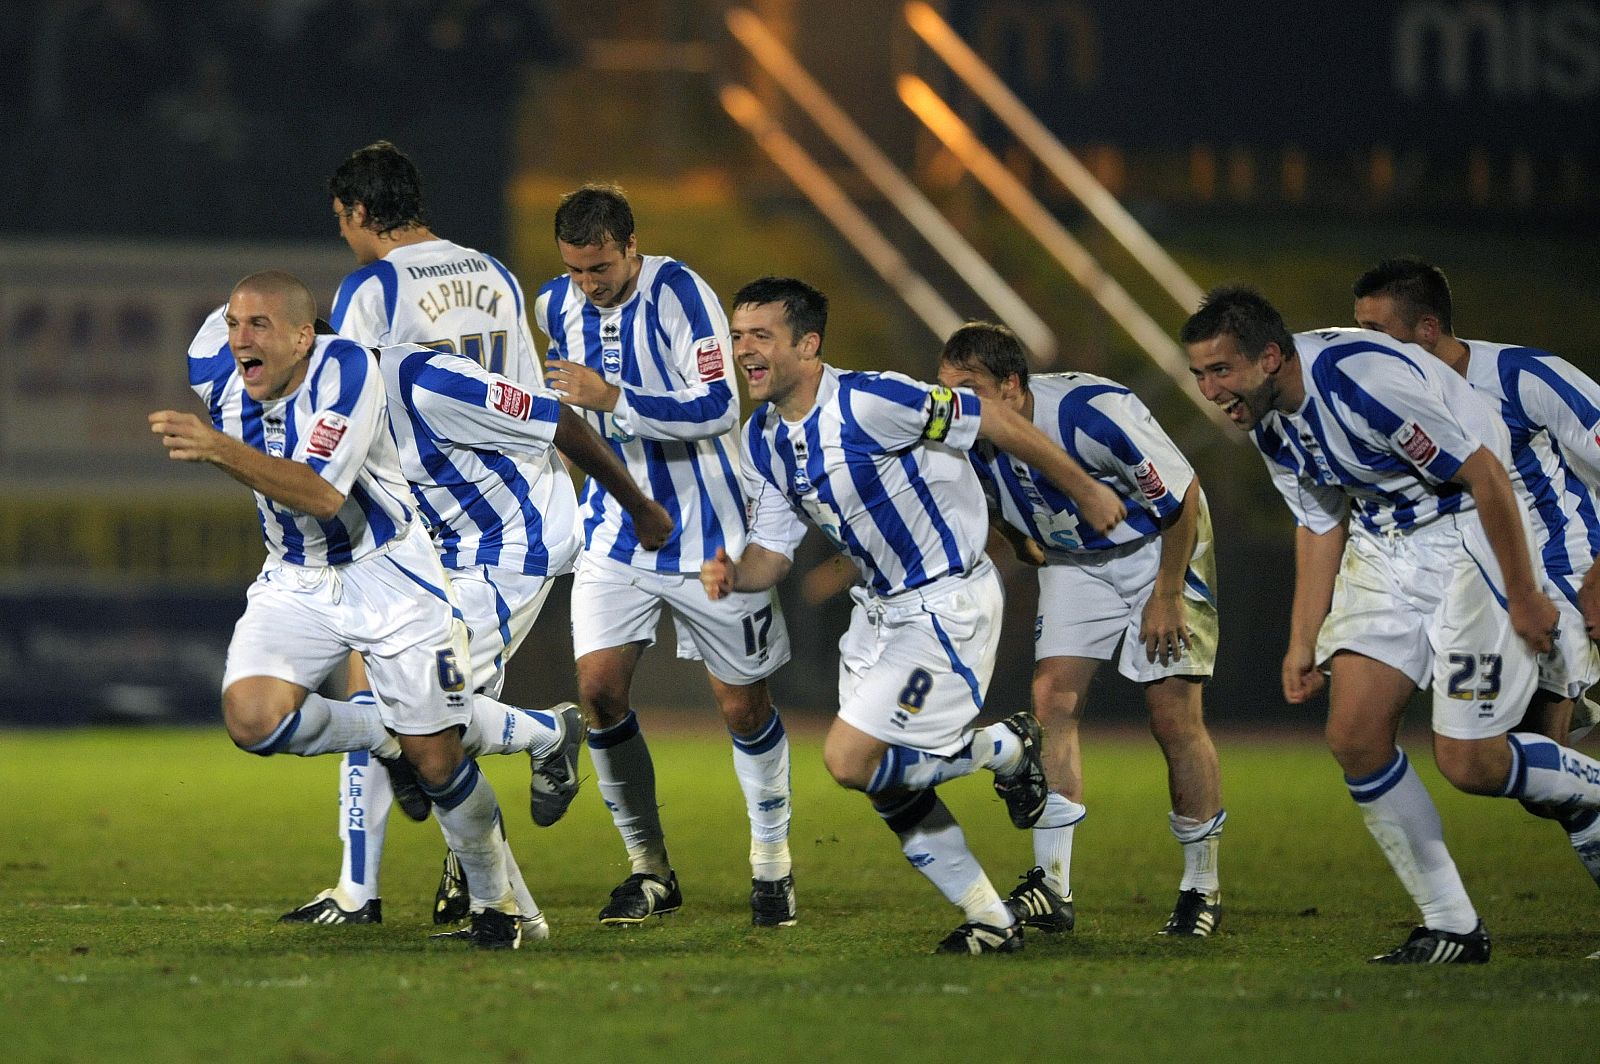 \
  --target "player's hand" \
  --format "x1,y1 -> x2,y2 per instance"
1139,591 -> 1189,666
631,499 -> 675,551
545,359 -> 620,412
149,410 -> 222,463
1076,481 -> 1127,536
1579,569 -> 1600,642
1509,587 -> 1560,655
1281,643 -> 1325,704
701,546 -> 737,601
1014,536 -> 1046,567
